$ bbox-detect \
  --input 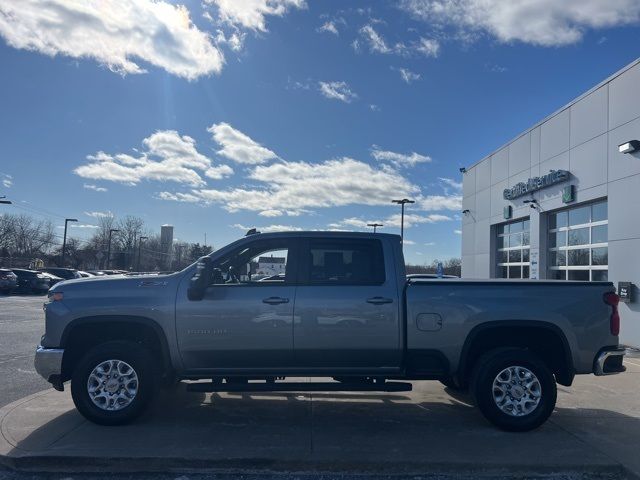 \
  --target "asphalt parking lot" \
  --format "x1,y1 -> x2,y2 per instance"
1,295 -> 639,480
0,295 -> 49,409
